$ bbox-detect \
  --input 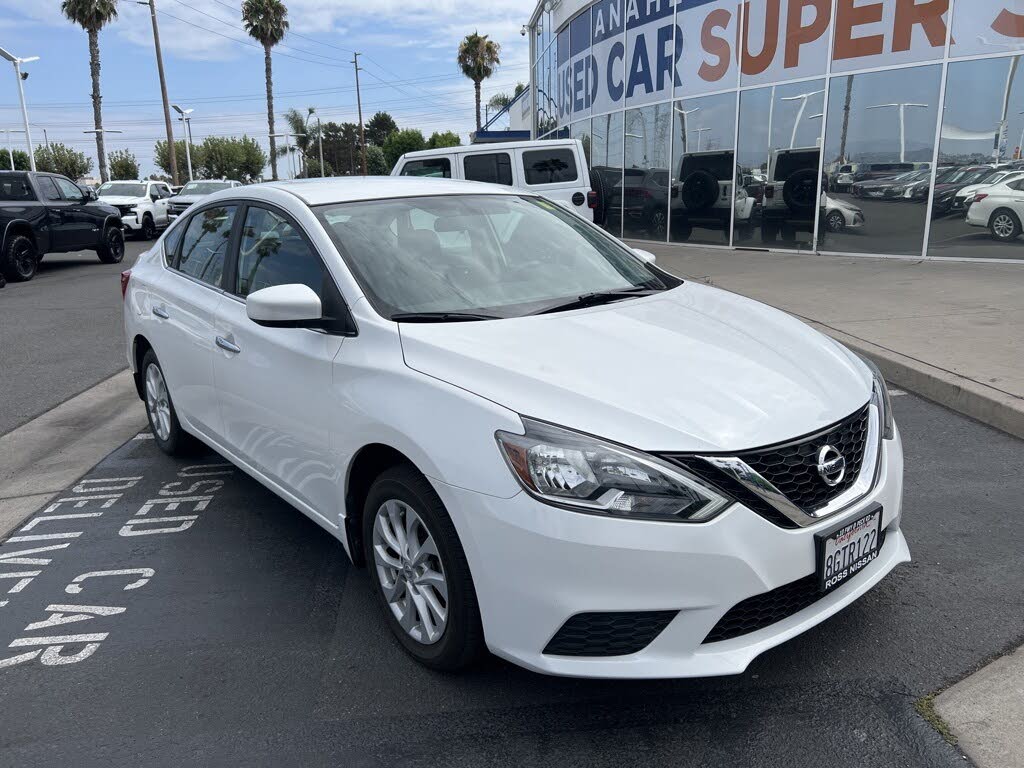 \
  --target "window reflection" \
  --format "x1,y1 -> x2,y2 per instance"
618,103 -> 673,240
736,80 -> 825,248
928,55 -> 1024,260
591,111 -> 625,235
822,65 -> 941,256
669,91 -> 737,245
